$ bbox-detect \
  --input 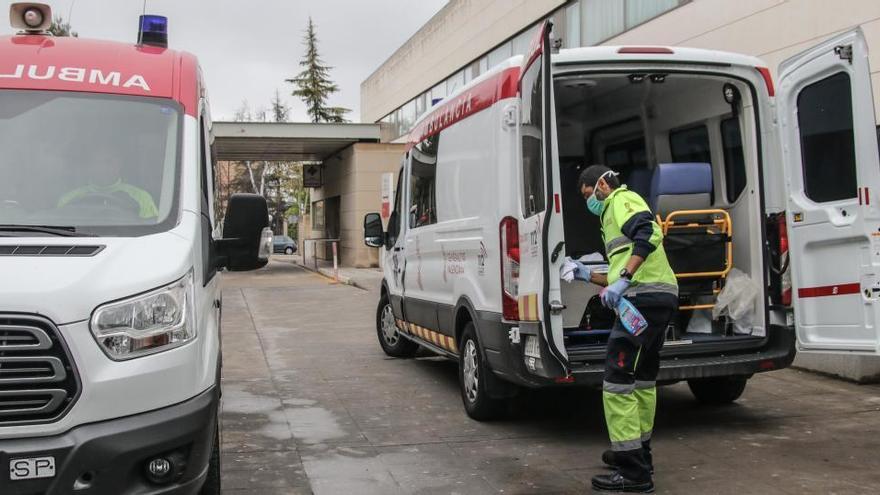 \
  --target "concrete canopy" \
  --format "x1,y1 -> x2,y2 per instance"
212,122 -> 382,162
